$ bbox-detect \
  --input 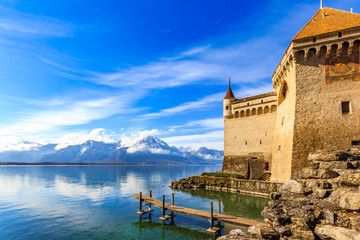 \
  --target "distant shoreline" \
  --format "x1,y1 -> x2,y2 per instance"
0,162 -> 221,166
